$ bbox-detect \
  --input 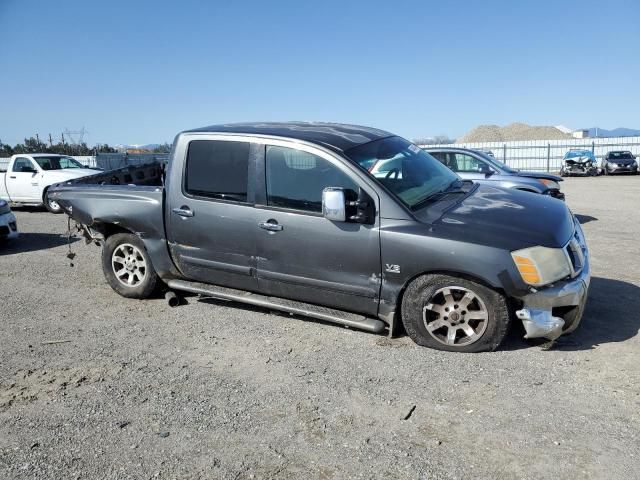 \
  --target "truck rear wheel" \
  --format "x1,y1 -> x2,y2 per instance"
102,233 -> 158,298
401,274 -> 510,352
